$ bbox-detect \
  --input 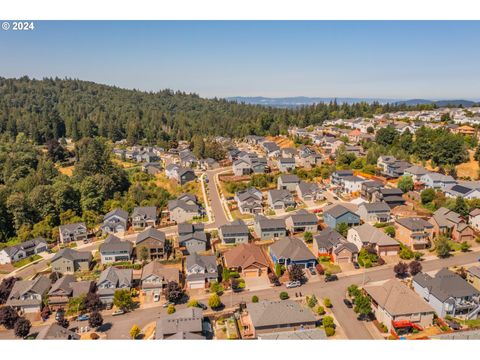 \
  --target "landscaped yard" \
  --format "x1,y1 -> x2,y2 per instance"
230,209 -> 254,220
13,254 -> 42,268
319,259 -> 342,274
455,318 -> 480,329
